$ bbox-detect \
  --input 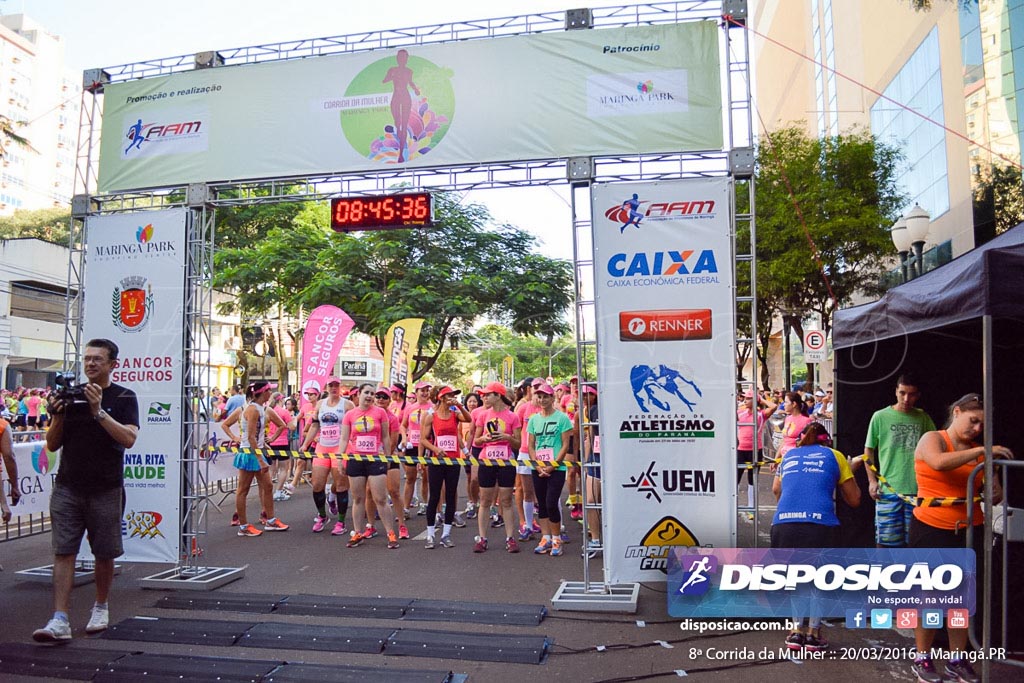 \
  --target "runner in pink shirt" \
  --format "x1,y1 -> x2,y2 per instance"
514,378 -> 543,541
471,382 -> 522,553
401,381 -> 434,515
341,383 -> 397,549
